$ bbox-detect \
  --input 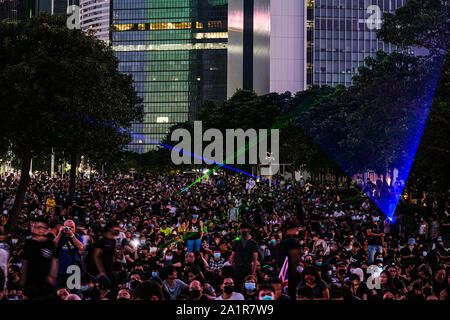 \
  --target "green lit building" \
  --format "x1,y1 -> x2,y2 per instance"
111,0 -> 228,153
